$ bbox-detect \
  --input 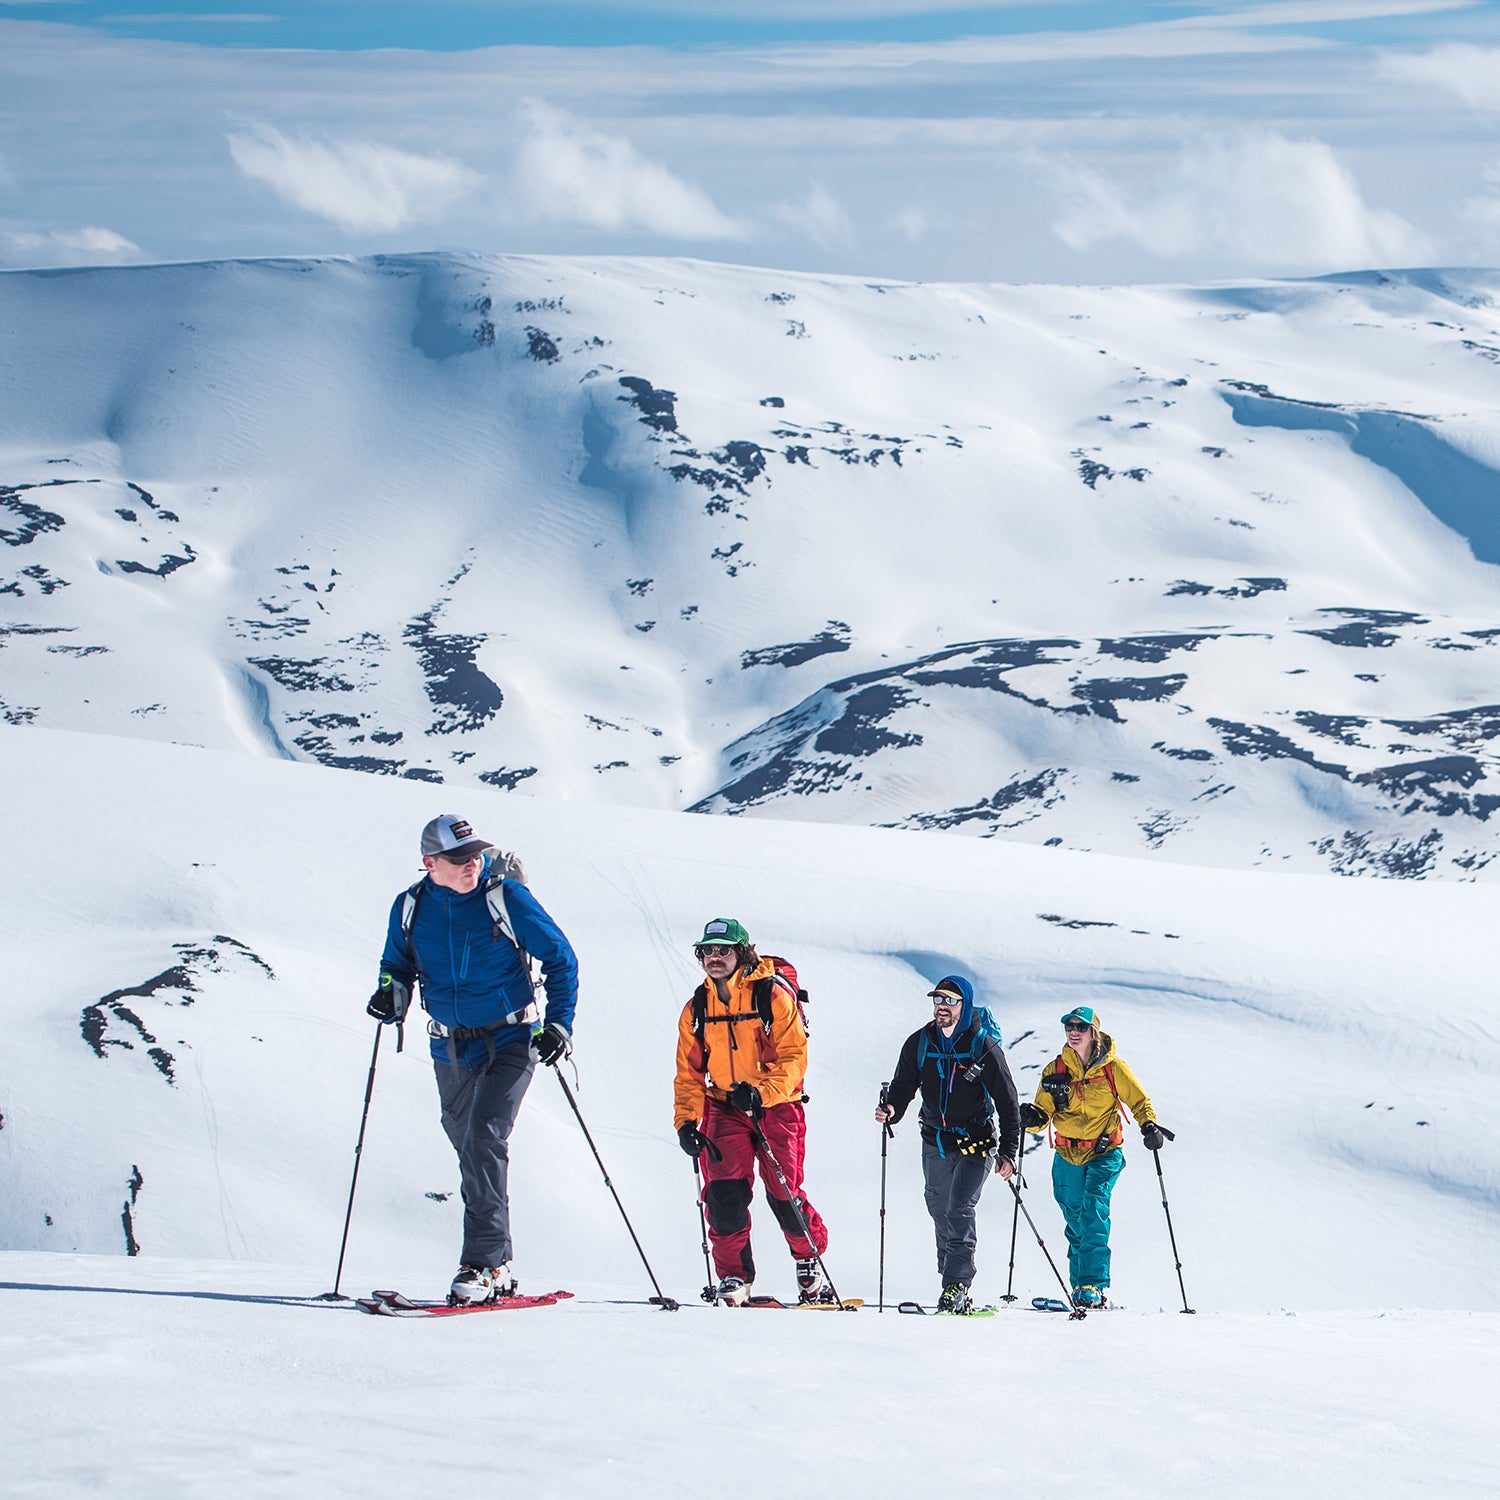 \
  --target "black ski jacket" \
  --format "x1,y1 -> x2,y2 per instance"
884,1021 -> 1021,1161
